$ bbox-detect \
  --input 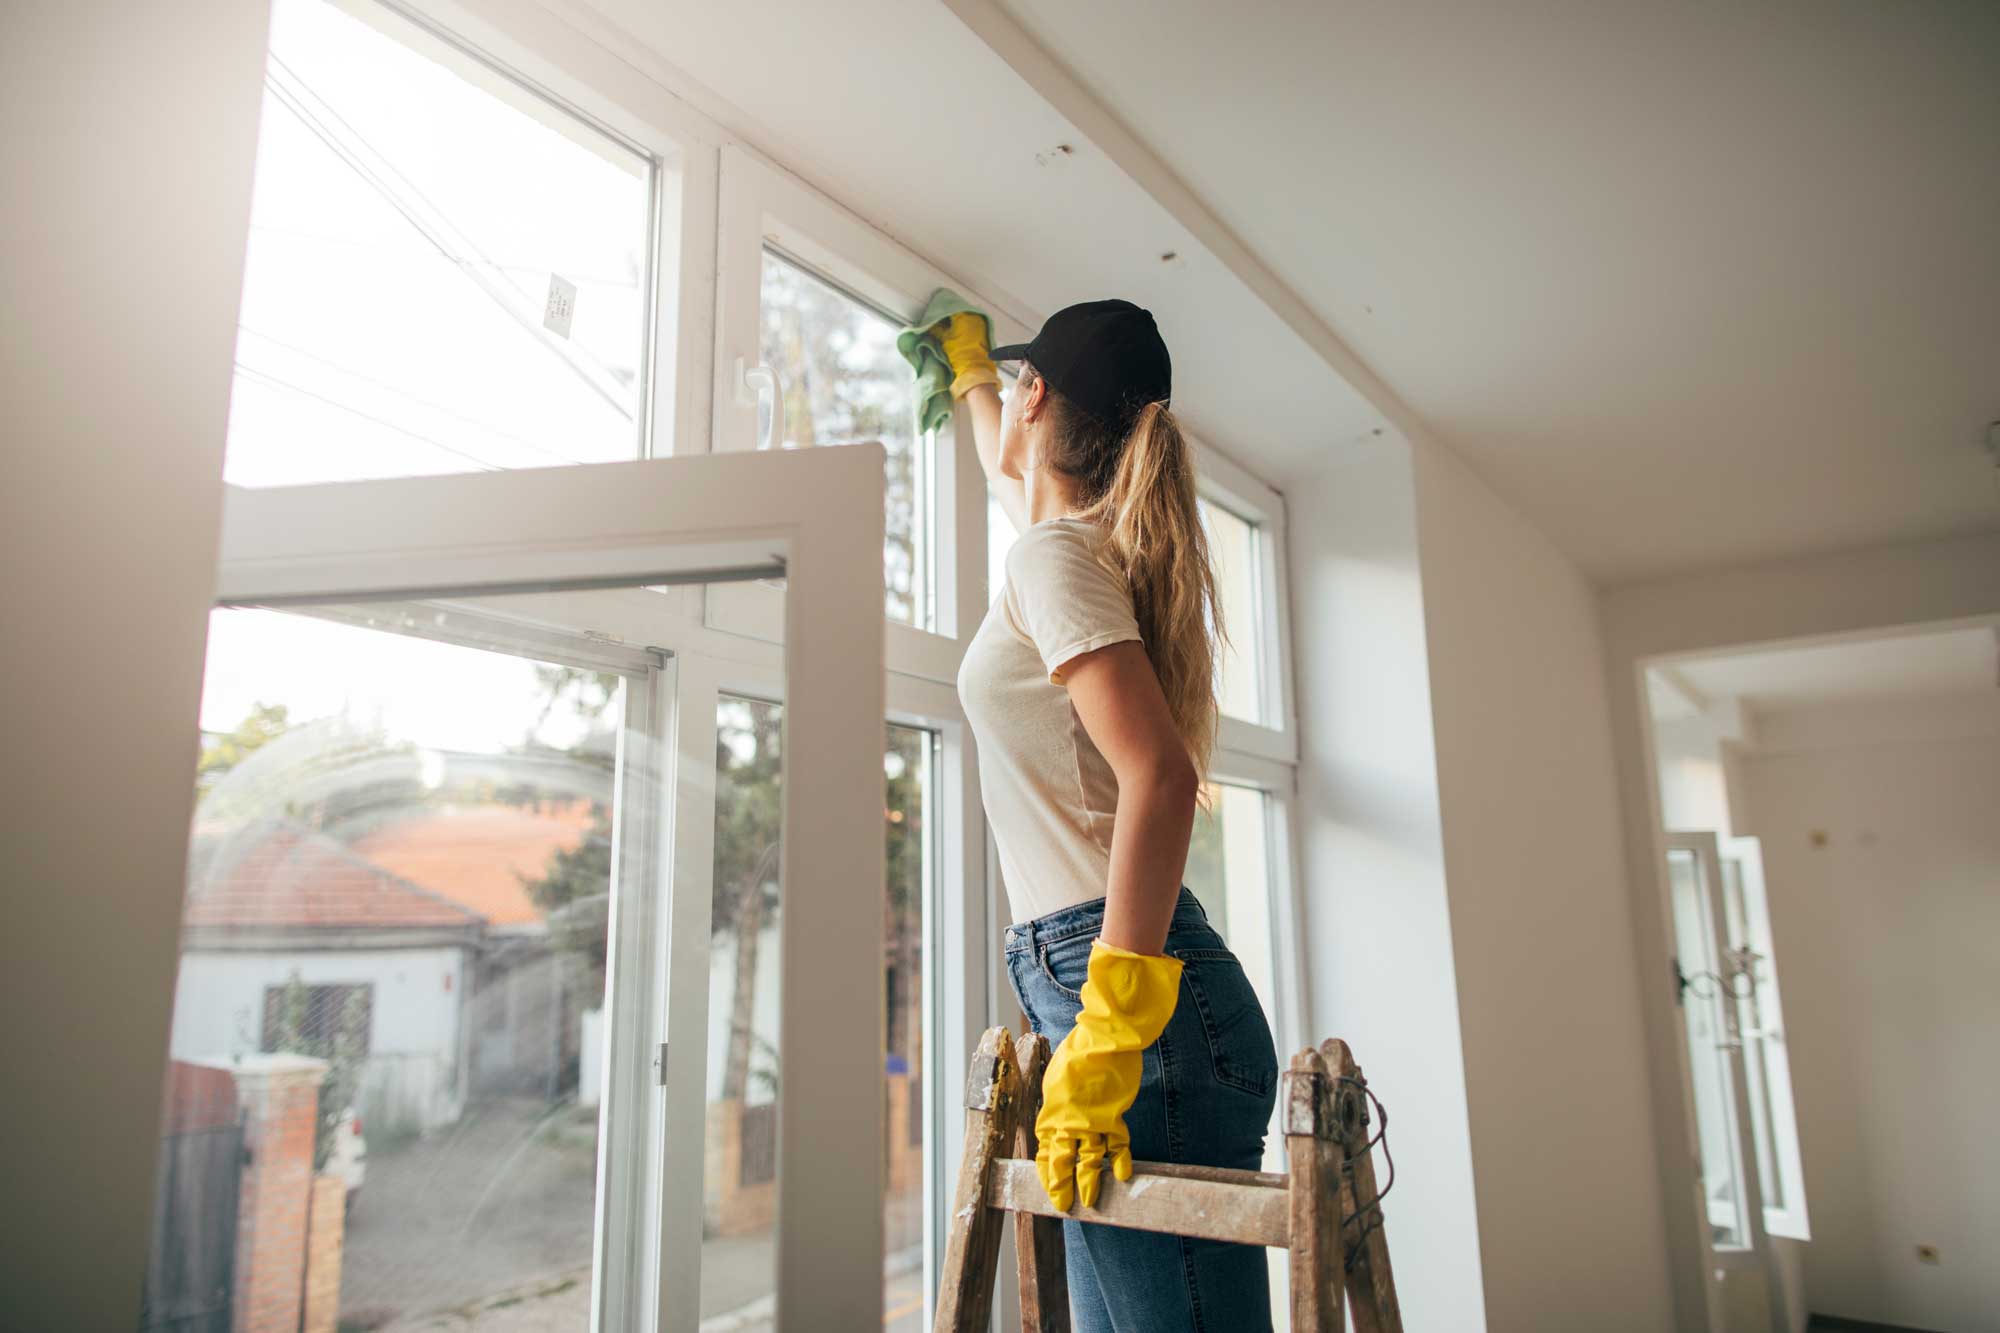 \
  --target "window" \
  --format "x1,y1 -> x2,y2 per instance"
1183,775 -> 1290,1306
702,701 -> 938,1329
987,492 -> 1017,604
164,603 -> 634,1326
261,982 -> 372,1057
147,6 -> 1309,1321
758,250 -> 931,626
227,0 -> 655,487
1202,499 -> 1266,725
1184,781 -> 1276,1016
